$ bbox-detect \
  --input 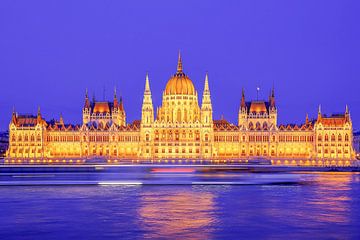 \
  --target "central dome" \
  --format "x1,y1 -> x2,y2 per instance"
164,53 -> 196,95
